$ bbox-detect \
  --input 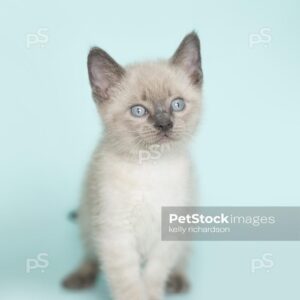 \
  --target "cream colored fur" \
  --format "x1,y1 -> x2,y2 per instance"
76,32 -> 203,300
